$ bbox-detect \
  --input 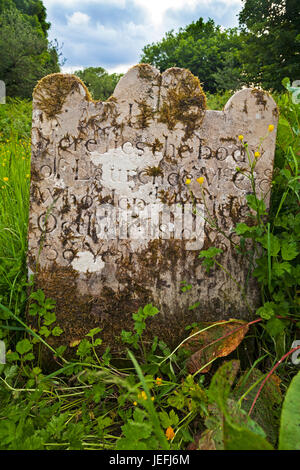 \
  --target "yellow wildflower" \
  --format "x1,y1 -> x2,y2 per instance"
238,135 -> 244,141
185,178 -> 191,185
165,426 -> 175,440
133,401 -> 137,406
3,177 -> 8,182
254,151 -> 260,158
268,124 -> 274,132
155,377 -> 162,386
138,391 -> 147,400
26,174 -> 30,178
196,176 -> 204,185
